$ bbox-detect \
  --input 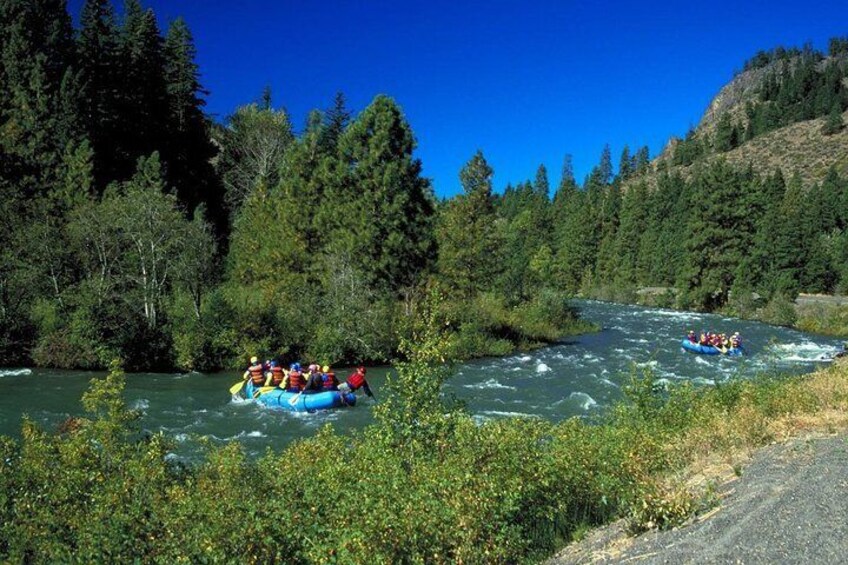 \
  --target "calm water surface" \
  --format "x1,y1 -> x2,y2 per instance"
0,300 -> 843,460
